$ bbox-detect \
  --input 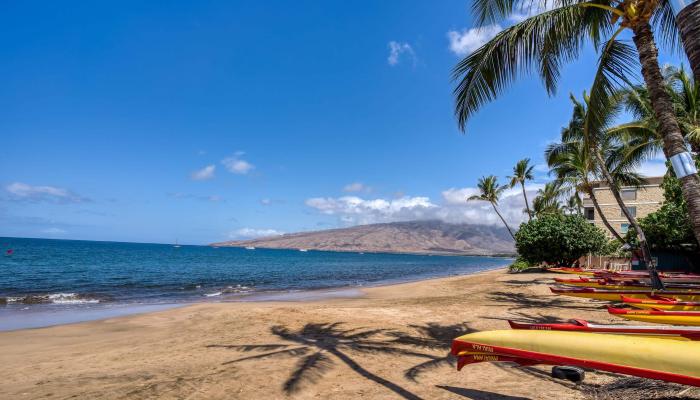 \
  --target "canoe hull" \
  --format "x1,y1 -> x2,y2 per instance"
451,330 -> 700,386
508,319 -> 700,340
550,287 -> 700,302
609,306 -> 700,326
